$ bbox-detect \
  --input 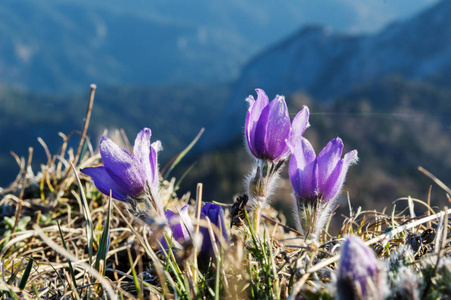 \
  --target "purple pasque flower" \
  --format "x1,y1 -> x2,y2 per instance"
288,137 -> 357,237
81,128 -> 163,214
288,137 -> 358,204
163,205 -> 194,247
337,235 -> 384,299
245,89 -> 309,162
199,203 -> 228,257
